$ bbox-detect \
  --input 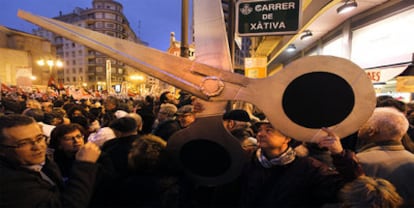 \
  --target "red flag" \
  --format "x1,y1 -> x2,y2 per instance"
1,82 -> 12,92
80,87 -> 91,96
48,76 -> 58,90
58,80 -> 64,90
